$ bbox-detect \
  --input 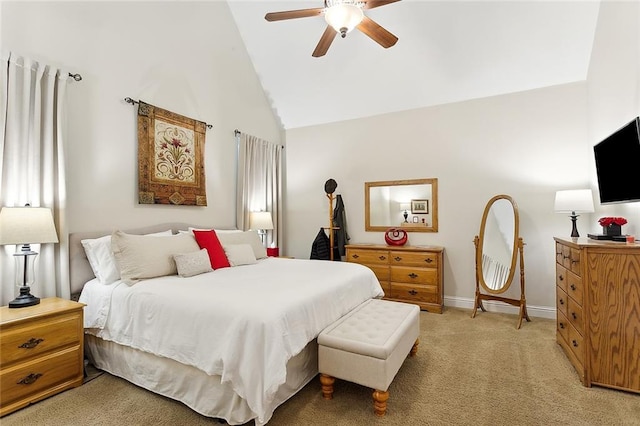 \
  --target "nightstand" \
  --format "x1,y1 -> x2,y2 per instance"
0,297 -> 85,416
